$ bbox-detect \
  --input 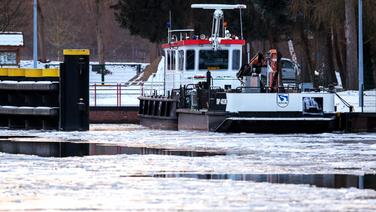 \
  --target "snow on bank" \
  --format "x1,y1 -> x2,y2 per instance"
20,60 -> 148,106
20,60 -> 148,84
336,90 -> 376,112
